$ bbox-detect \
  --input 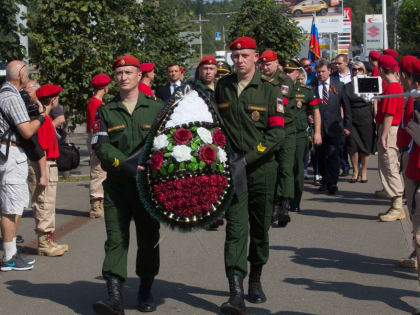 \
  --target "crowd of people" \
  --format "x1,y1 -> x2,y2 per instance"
0,36 -> 420,315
